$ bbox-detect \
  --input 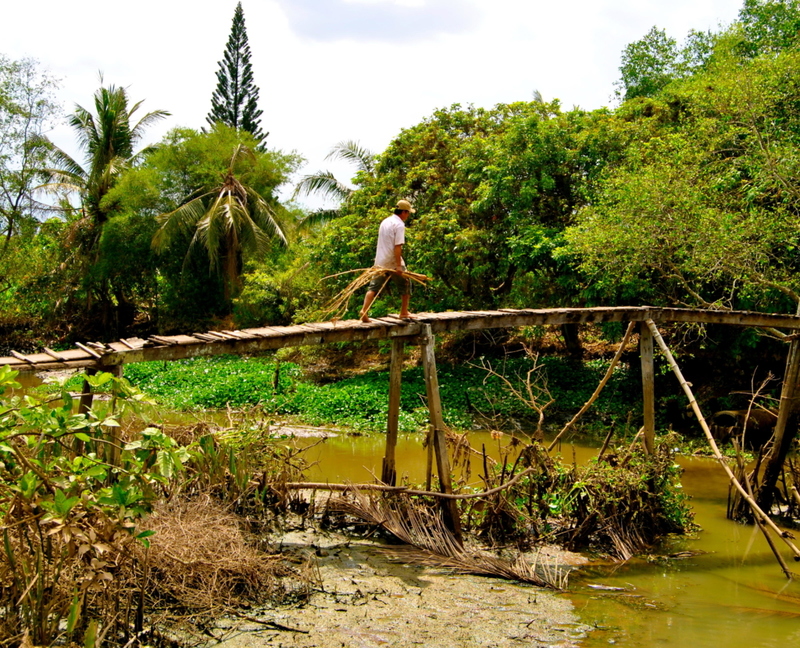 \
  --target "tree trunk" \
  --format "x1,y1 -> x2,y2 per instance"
755,336 -> 800,513
560,323 -> 582,356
